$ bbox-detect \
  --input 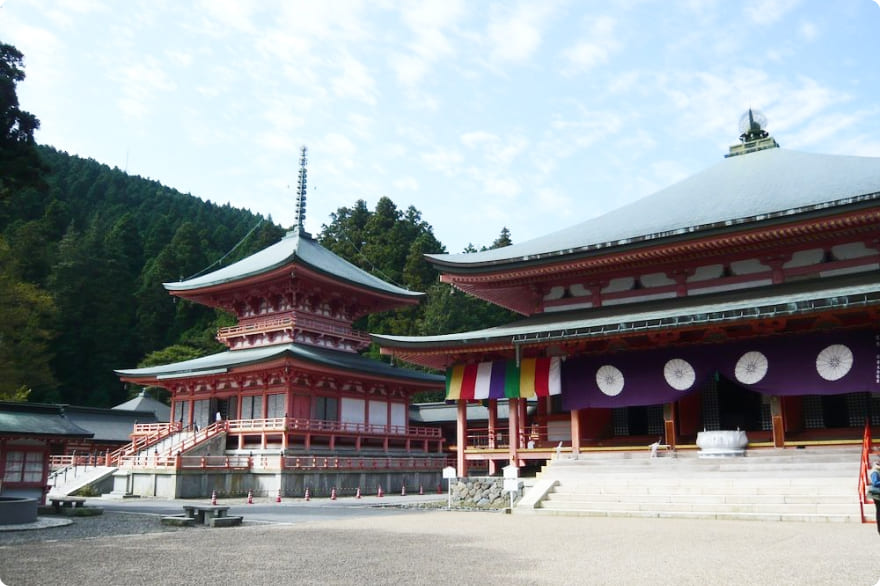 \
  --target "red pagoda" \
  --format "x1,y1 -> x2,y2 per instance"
113,148 -> 444,498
